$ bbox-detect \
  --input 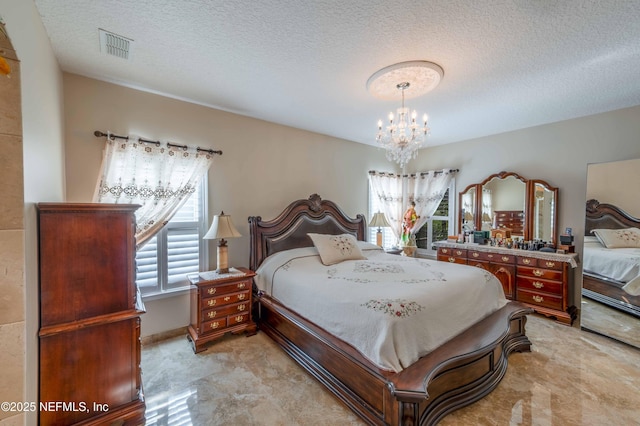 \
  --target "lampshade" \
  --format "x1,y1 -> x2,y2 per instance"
204,211 -> 241,240
203,211 -> 241,274
369,212 -> 390,248
369,212 -> 391,228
